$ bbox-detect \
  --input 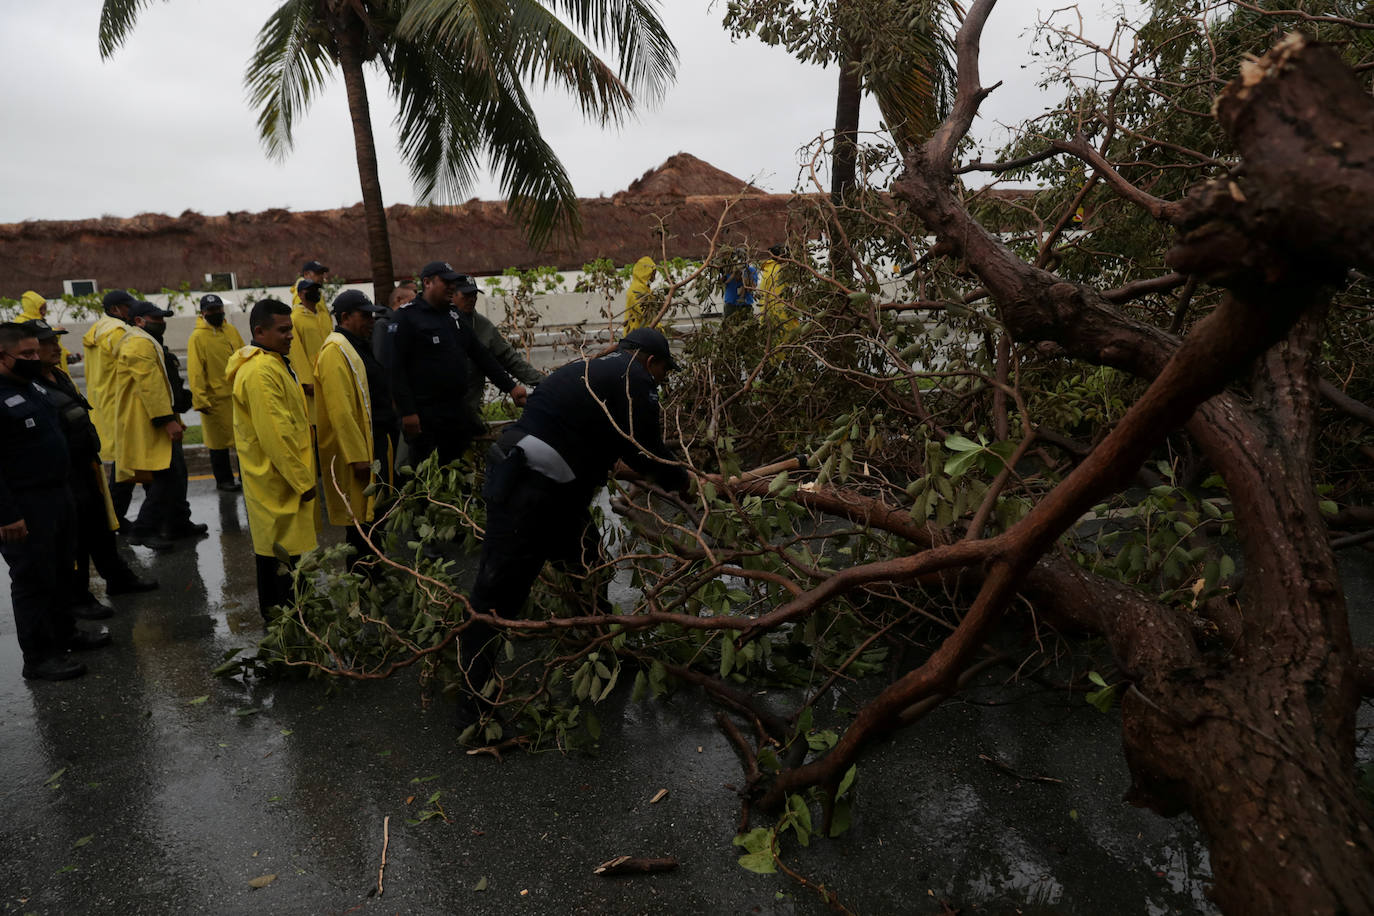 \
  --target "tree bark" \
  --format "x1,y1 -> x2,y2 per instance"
333,11 -> 395,304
